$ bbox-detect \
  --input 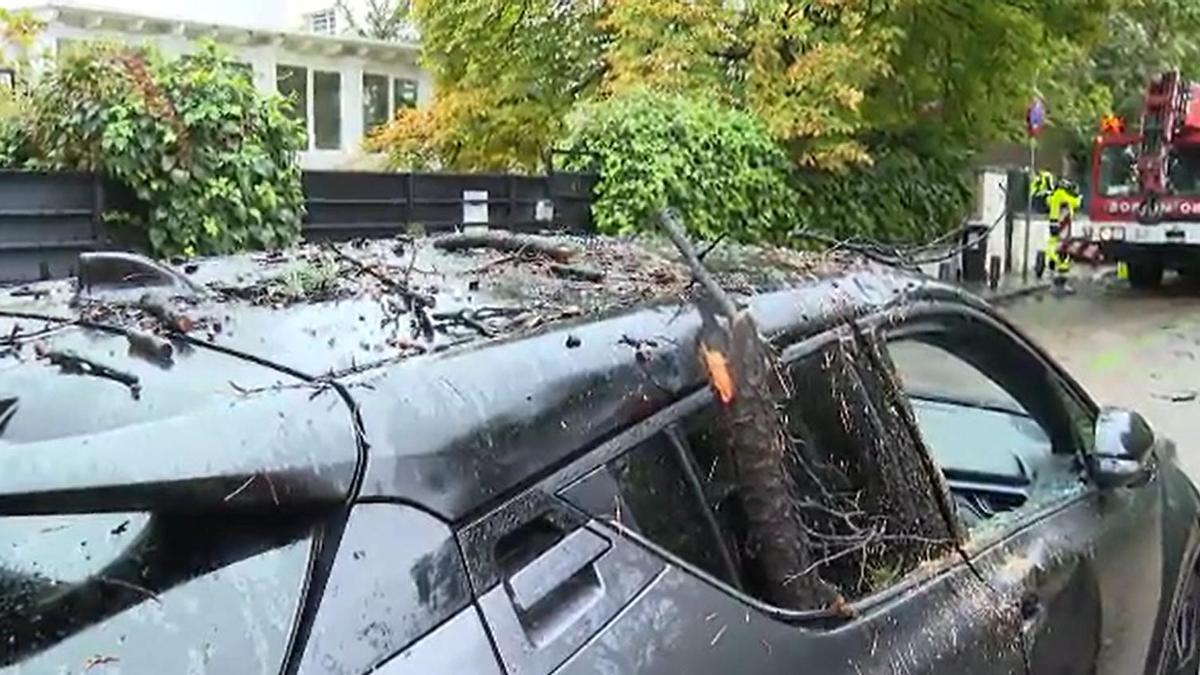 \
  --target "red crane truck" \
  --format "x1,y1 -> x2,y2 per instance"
1088,70 -> 1200,287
